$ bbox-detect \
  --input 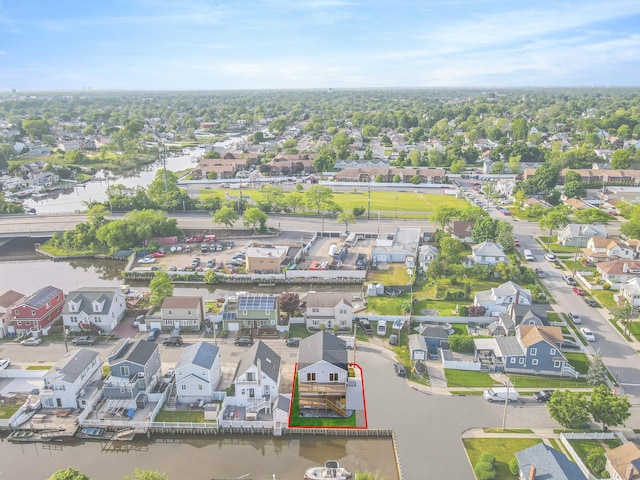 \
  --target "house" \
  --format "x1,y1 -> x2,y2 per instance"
563,197 -> 591,210
474,325 -> 574,377
161,296 -> 204,332
245,245 -> 288,274
558,224 -> 608,247
515,443 -> 587,480
233,341 -> 281,415
103,338 -> 162,409
304,292 -> 354,331
0,290 -> 24,338
40,348 -> 103,409
273,393 -> 292,426
619,278 -> 640,307
9,285 -> 65,335
174,342 -> 221,404
297,331 -> 349,417
446,221 -> 474,243
221,294 -> 279,333
372,227 -> 421,263
474,281 -> 532,315
418,245 -> 438,270
598,260 -> 640,285
581,237 -> 635,263
488,313 -> 515,337
605,441 -> 640,480
419,324 -> 451,348
470,240 -> 509,265
62,287 -> 126,333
